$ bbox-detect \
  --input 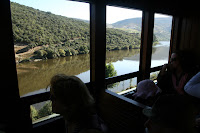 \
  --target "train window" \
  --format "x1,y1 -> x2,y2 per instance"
151,13 -> 172,69
10,0 -> 90,97
107,77 -> 137,94
150,71 -> 160,81
106,6 -> 142,77
31,100 -> 60,124
106,6 -> 142,93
